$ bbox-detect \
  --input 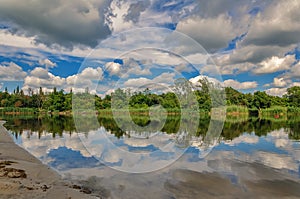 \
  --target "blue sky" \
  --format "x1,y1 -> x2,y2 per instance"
0,0 -> 300,96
